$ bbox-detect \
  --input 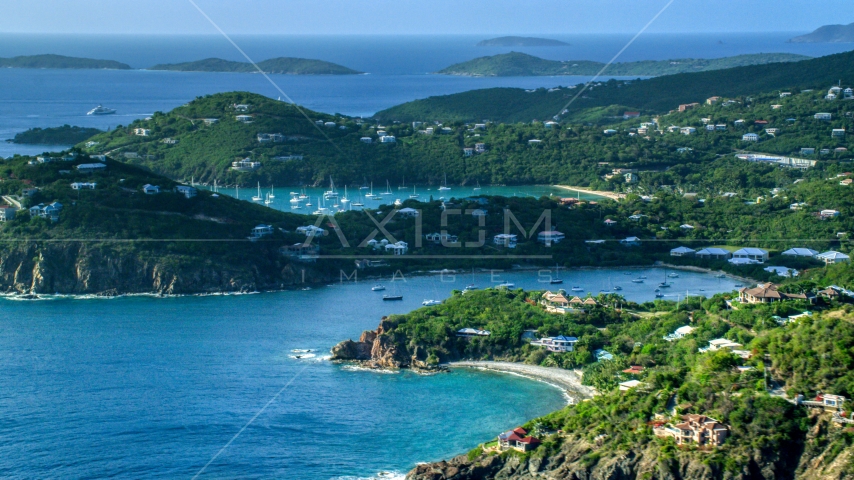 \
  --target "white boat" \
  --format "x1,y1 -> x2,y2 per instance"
268,186 -> 275,199
668,273 -> 679,278
438,173 -> 451,191
341,186 -> 350,204
324,177 -> 338,199
298,187 -> 308,200
394,199 -> 402,206
371,284 -> 386,291
409,185 -> 419,199
473,180 -> 481,191
365,182 -> 378,199
422,300 -> 442,306
382,180 -> 393,196
613,286 -> 622,291
252,182 -> 263,202
87,105 -> 116,115
571,286 -> 583,292
496,282 -> 515,289
398,176 -> 407,190
631,279 -> 644,283
290,196 -> 301,204
264,193 -> 273,205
